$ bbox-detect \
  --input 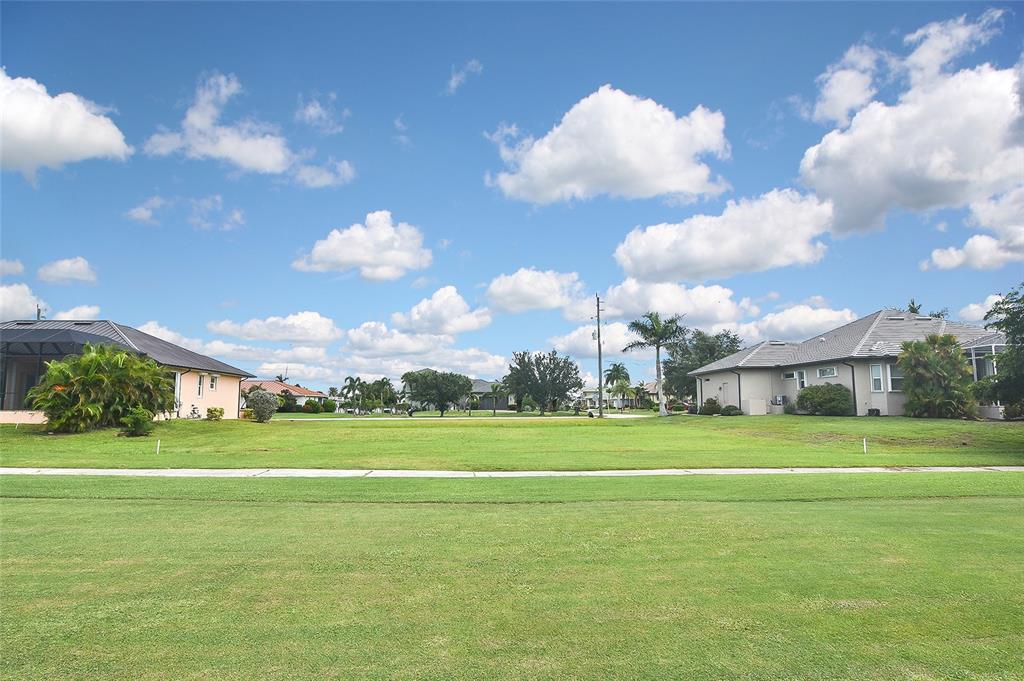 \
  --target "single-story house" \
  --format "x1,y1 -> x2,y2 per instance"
240,379 -> 328,408
470,378 -> 510,411
688,310 -> 1008,418
0,319 -> 253,423
582,381 -> 660,409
